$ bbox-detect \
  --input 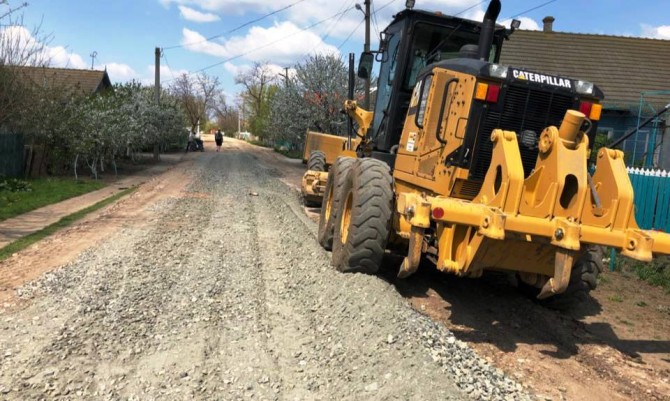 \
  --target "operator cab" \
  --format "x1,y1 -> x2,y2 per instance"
368,9 -> 507,153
